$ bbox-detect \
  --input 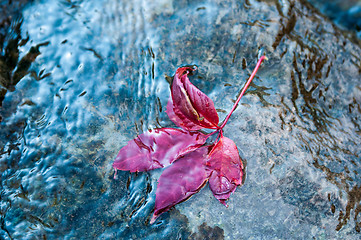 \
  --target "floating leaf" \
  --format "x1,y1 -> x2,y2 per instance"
206,136 -> 243,206
151,146 -> 211,223
113,56 -> 268,222
166,96 -> 203,131
113,128 -> 208,172
167,66 -> 219,130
